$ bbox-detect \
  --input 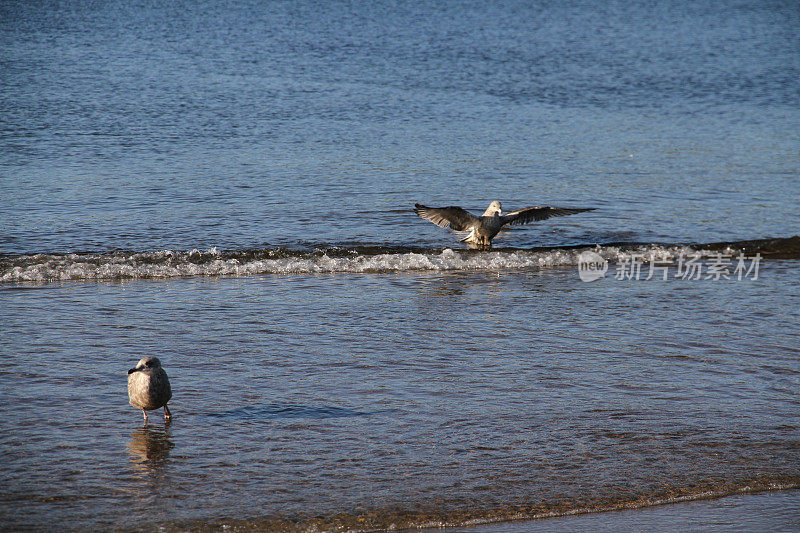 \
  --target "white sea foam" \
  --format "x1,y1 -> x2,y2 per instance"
0,244 -> 706,283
